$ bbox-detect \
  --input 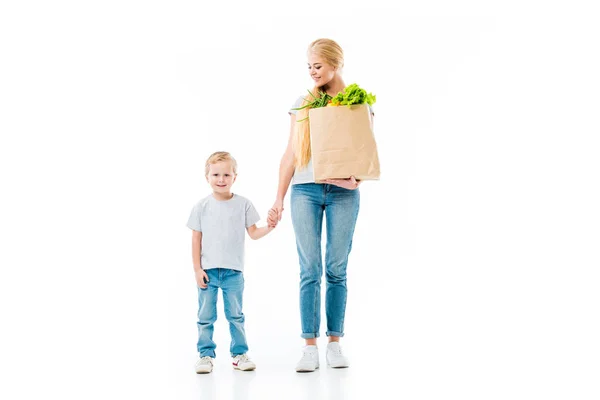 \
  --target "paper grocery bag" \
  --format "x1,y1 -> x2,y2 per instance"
308,103 -> 380,181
